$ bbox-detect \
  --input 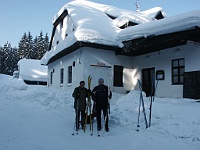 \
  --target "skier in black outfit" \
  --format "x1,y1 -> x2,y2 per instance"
72,81 -> 88,130
92,78 -> 112,132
